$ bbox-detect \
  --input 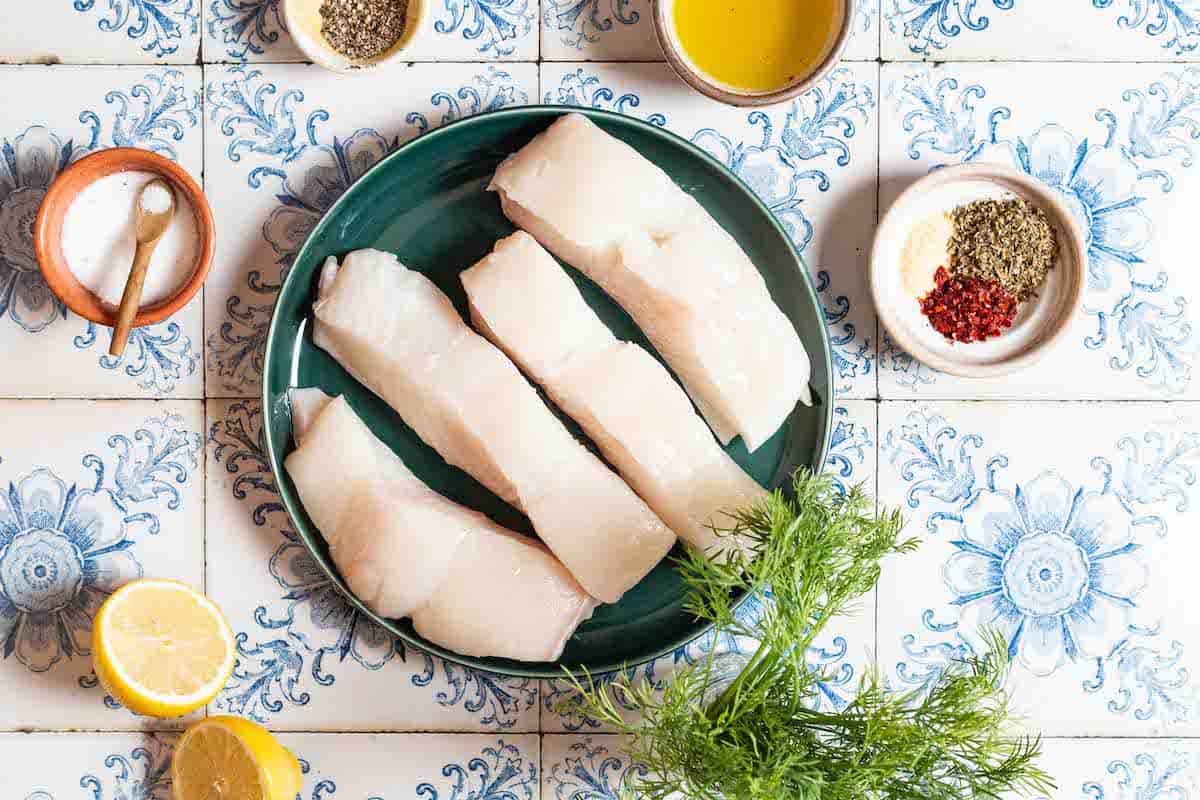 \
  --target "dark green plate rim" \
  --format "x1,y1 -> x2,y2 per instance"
262,105 -> 835,678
